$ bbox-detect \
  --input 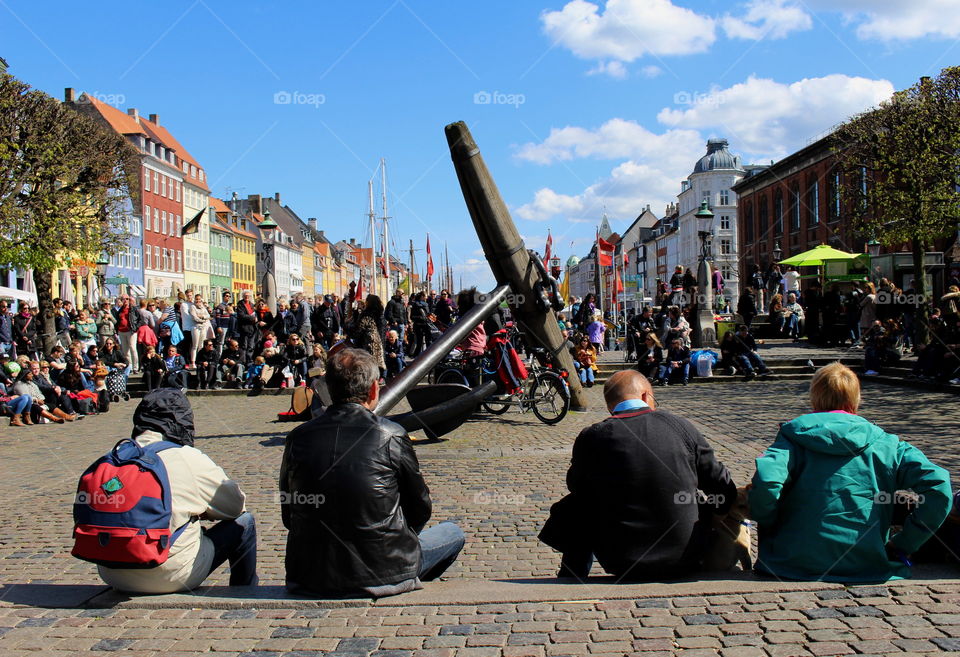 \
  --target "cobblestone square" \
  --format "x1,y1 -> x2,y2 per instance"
1,374 -> 959,655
